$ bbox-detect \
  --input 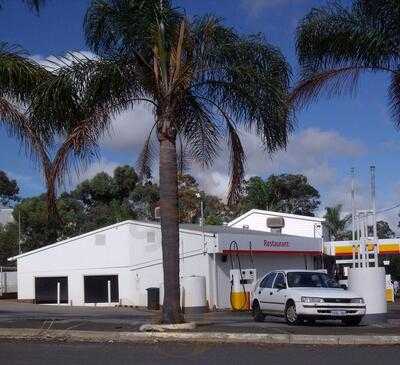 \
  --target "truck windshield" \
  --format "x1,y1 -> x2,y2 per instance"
286,272 -> 340,288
